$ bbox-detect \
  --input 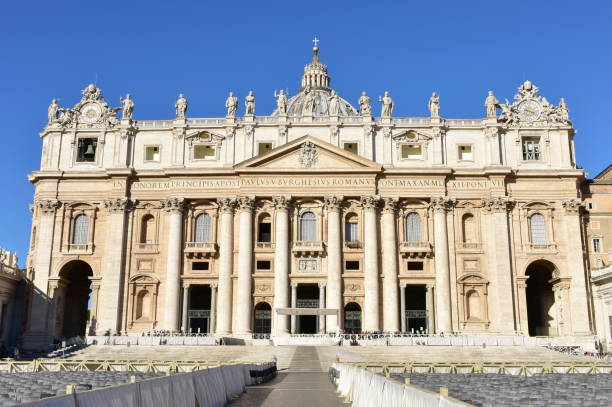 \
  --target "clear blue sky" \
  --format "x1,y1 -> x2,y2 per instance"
1,0 -> 611,265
